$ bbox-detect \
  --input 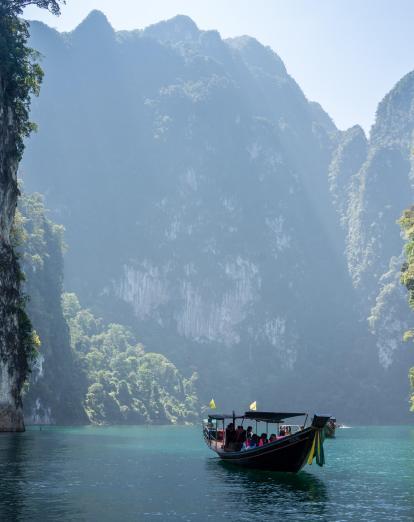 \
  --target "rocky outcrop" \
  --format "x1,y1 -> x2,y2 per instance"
328,72 -> 414,412
0,72 -> 28,432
